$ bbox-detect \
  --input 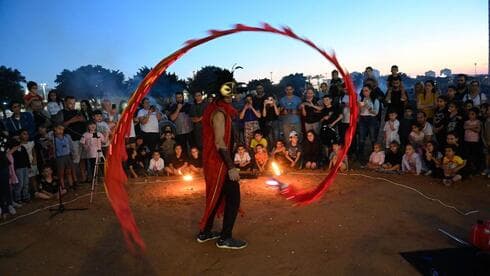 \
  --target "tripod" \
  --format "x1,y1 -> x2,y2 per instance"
49,135 -> 88,217
90,149 -> 105,203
